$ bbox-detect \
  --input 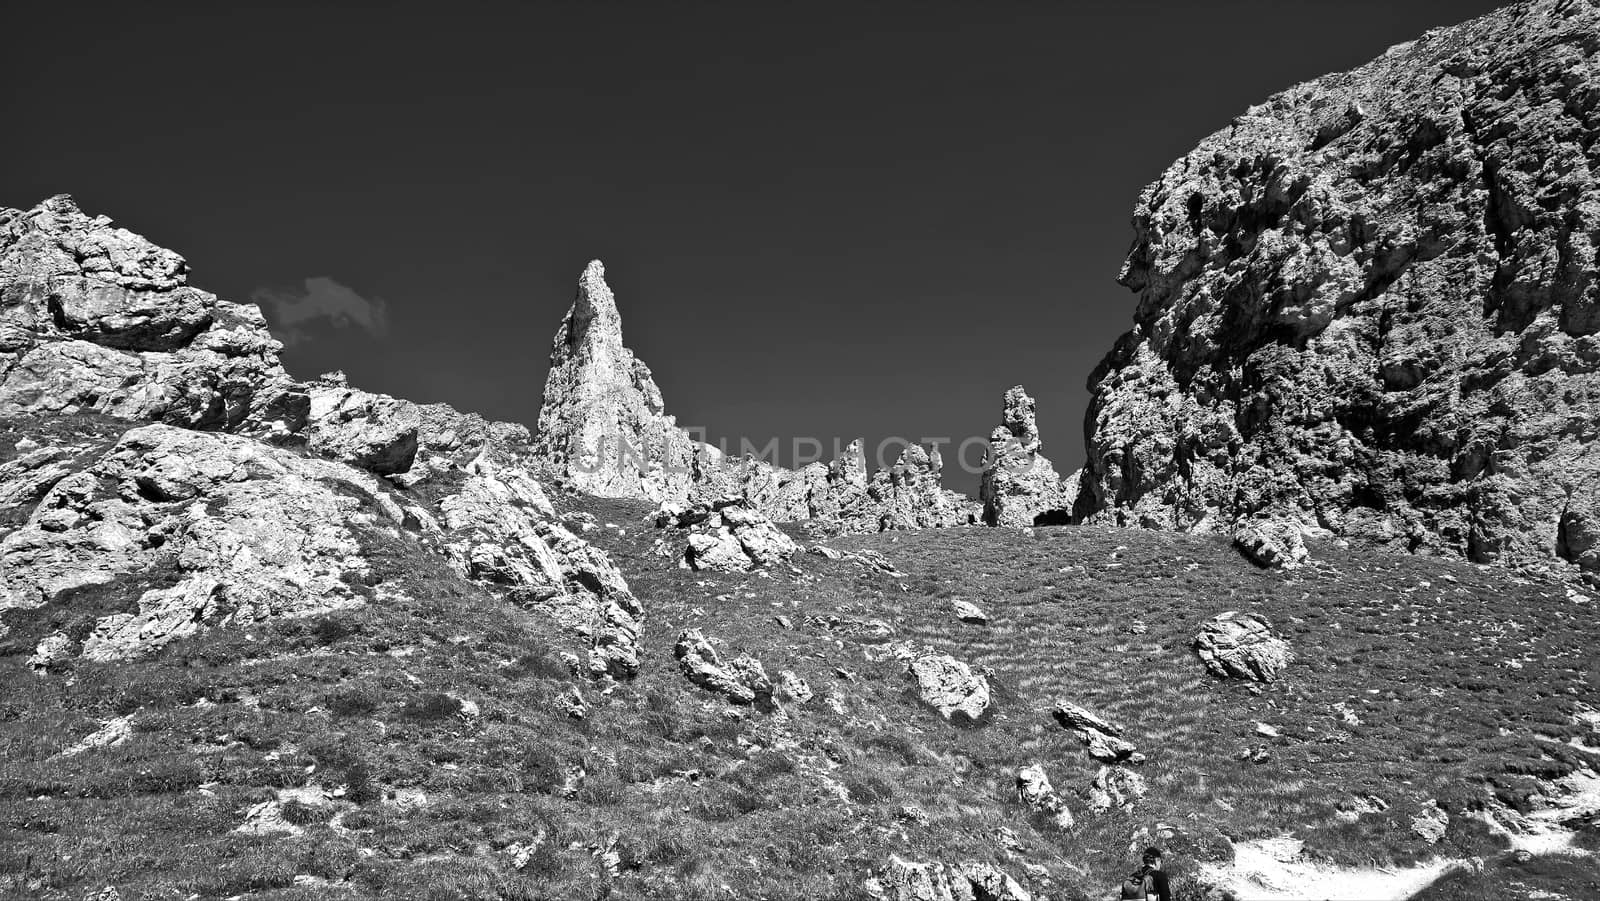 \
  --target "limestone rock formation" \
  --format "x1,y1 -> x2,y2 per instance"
674,628 -> 772,704
1078,0 -> 1600,577
1194,611 -> 1295,682
871,444 -> 979,531
908,653 -> 990,721
980,386 -> 1073,527
439,450 -> 644,678
0,196 -> 305,436
533,260 -> 697,503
